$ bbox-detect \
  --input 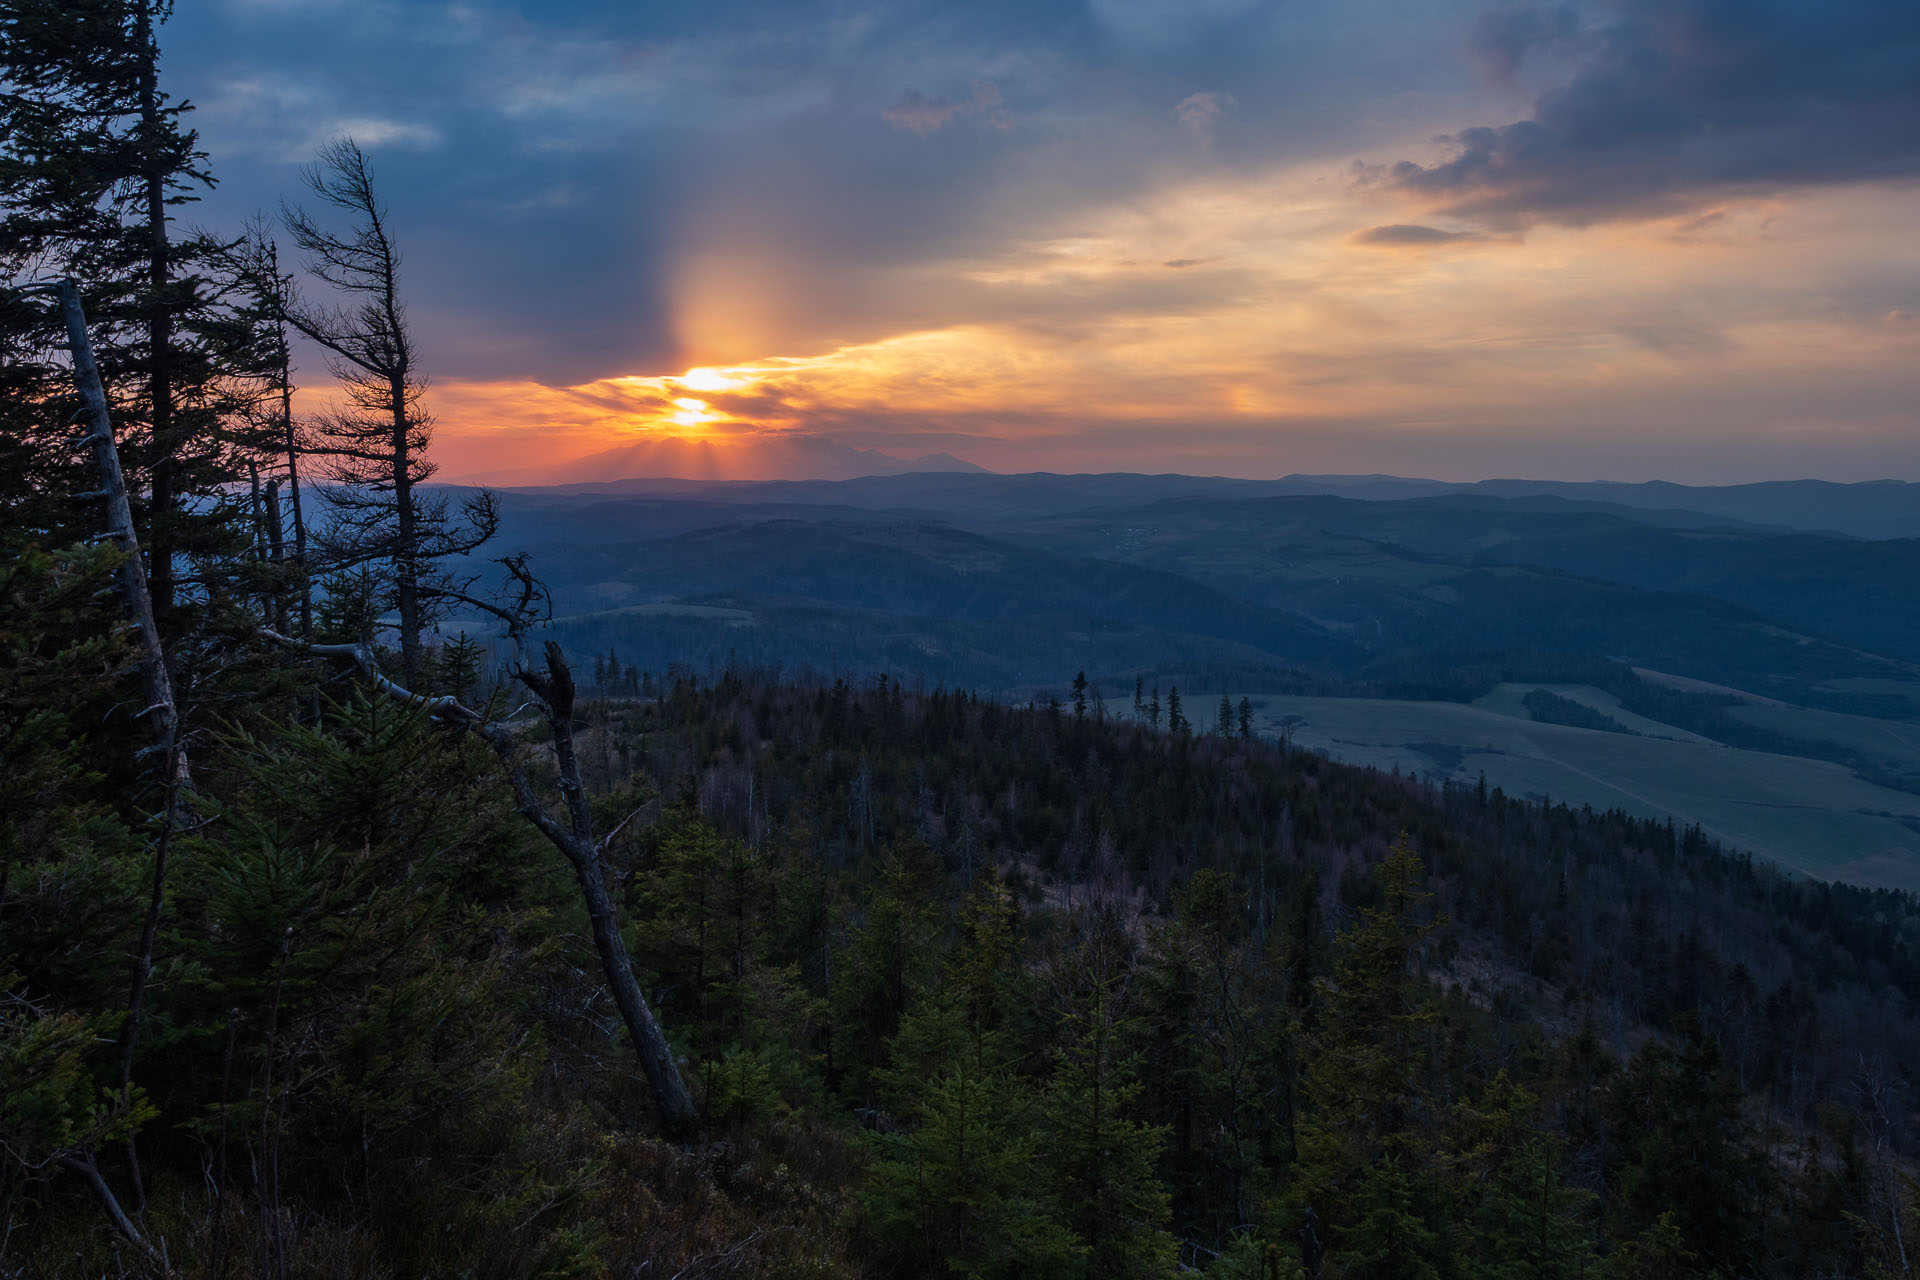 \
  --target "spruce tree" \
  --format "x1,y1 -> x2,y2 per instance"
0,0 -> 248,627
1043,970 -> 1176,1278
435,630 -> 483,701
865,877 -> 1078,1277
829,842 -> 942,1106
1289,839 -> 1449,1276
